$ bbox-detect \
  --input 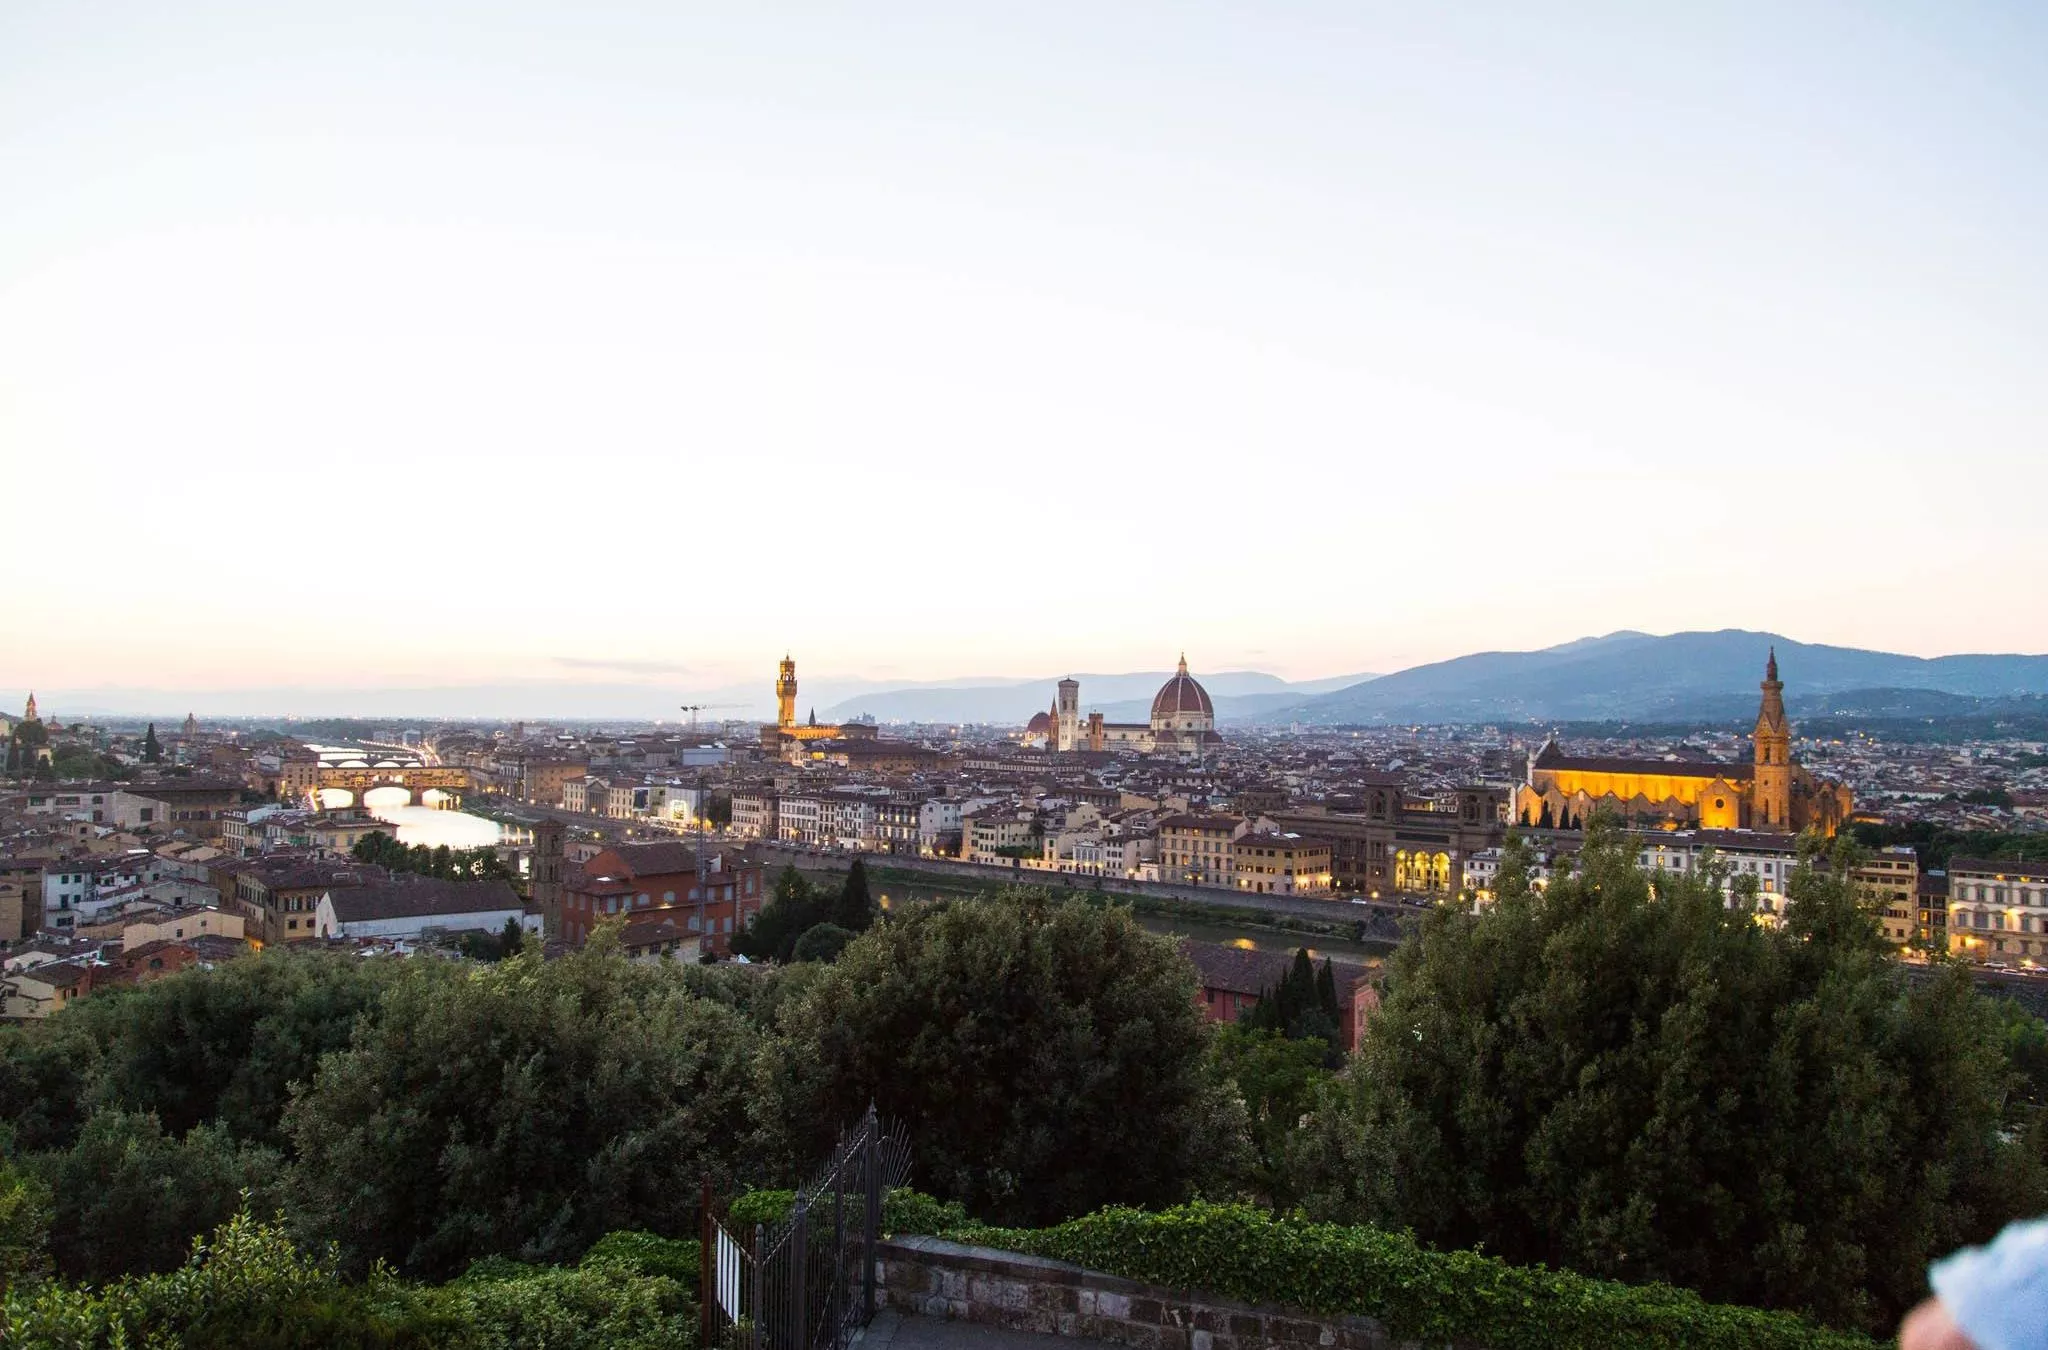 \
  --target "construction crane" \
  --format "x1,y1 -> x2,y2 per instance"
678,702 -> 743,731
